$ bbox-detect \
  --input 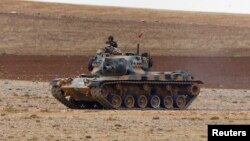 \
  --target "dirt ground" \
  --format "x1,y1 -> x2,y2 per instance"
0,1 -> 250,141
0,79 -> 249,141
